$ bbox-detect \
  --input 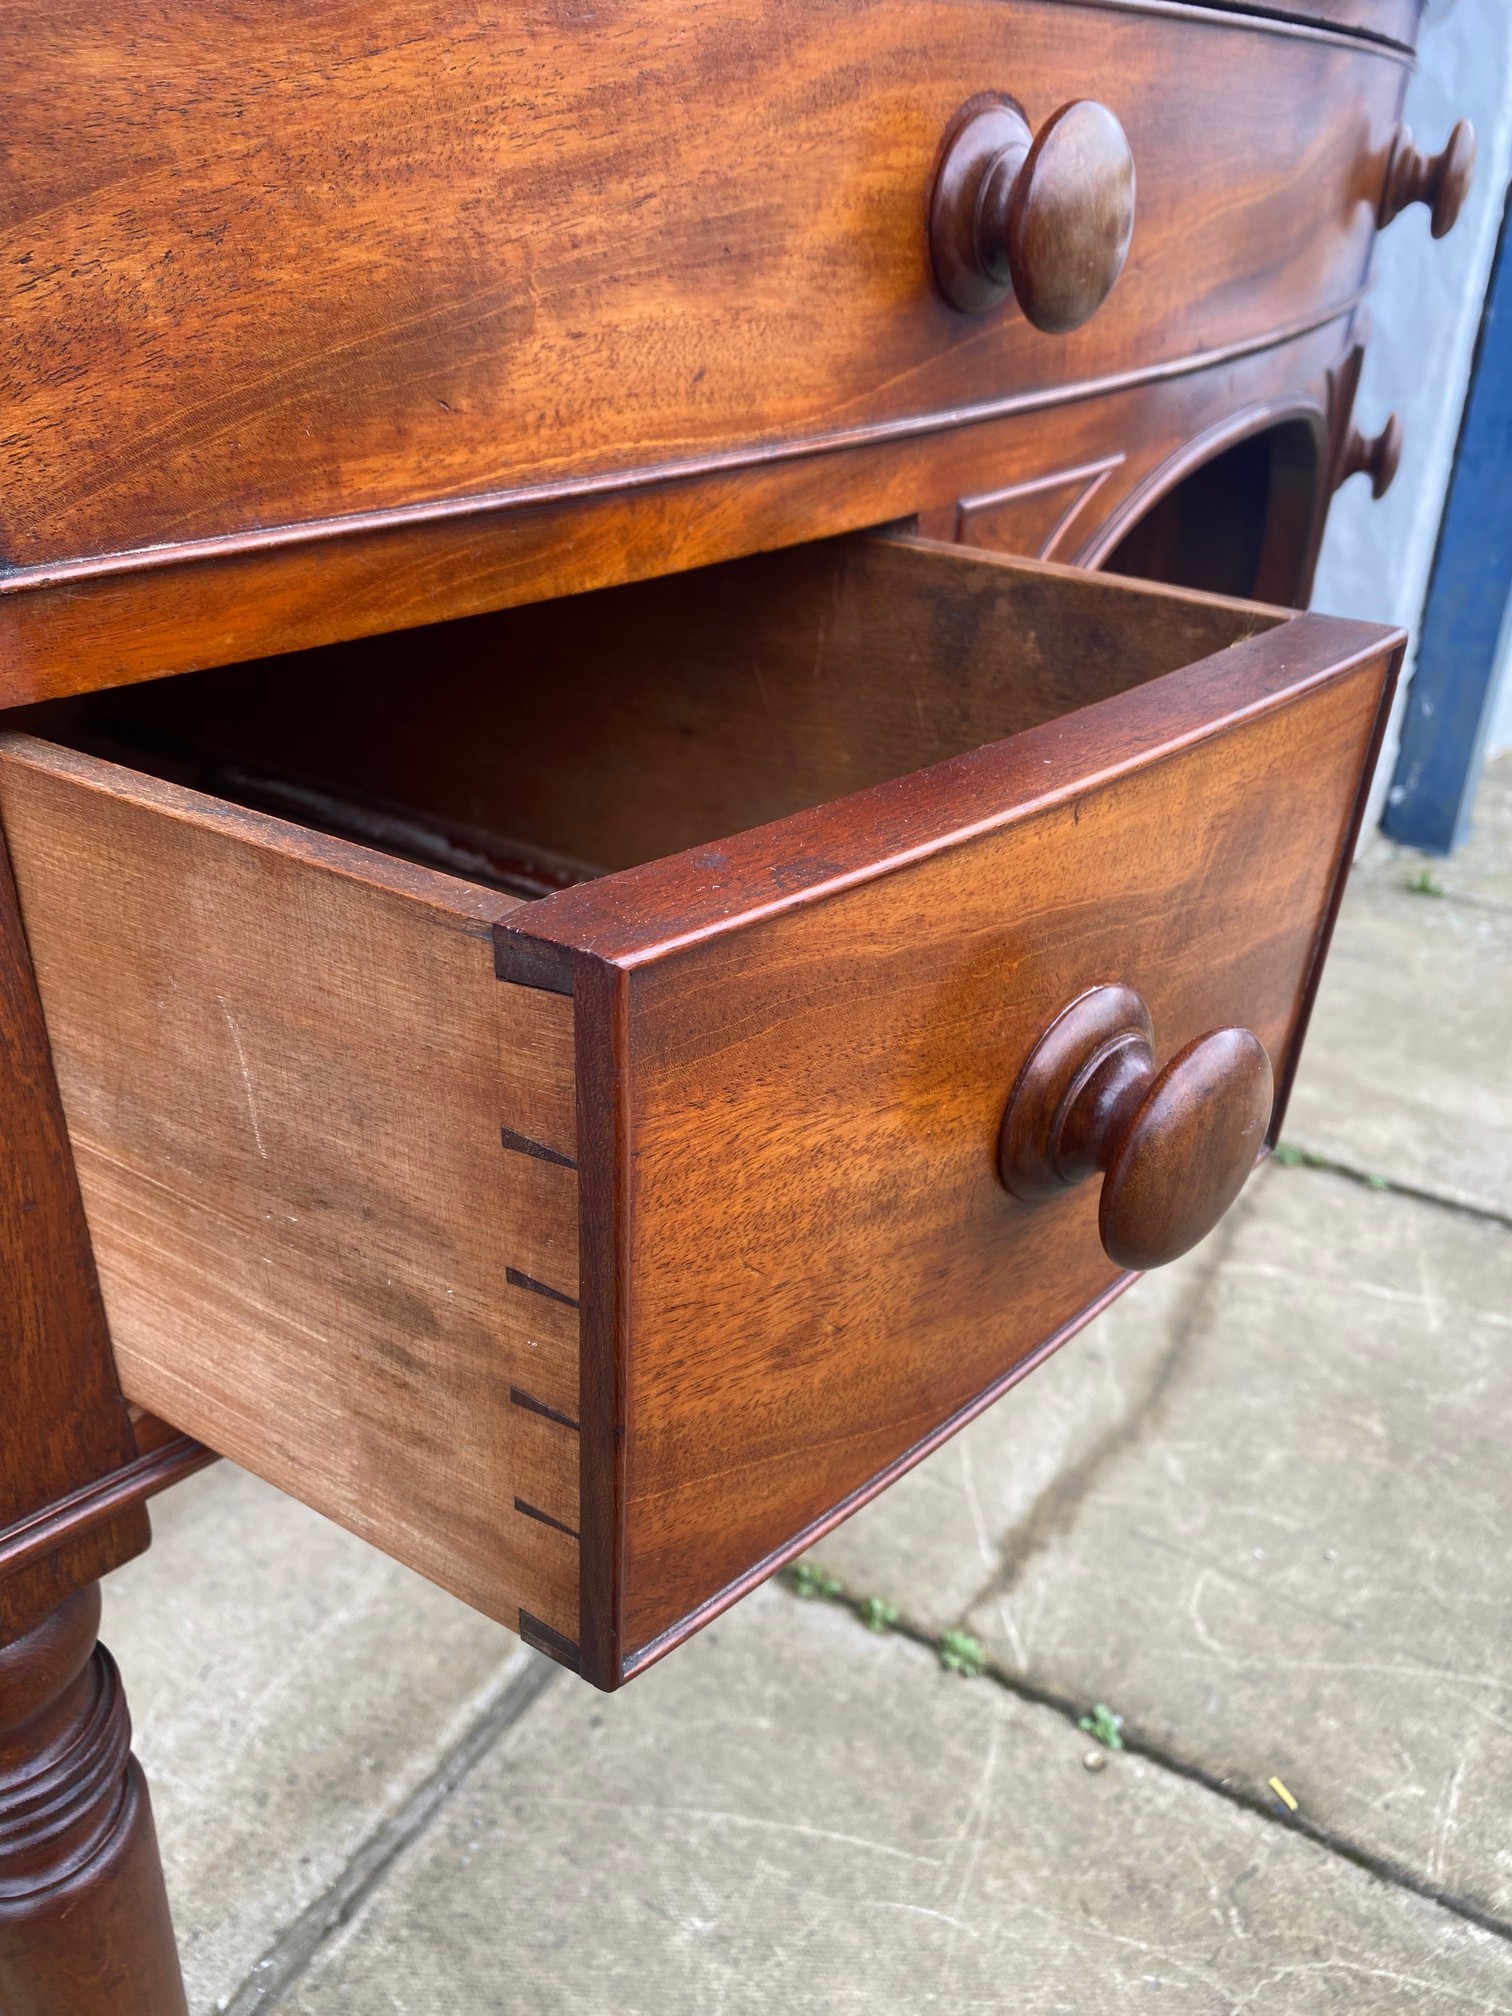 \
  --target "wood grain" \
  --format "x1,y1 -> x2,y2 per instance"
1,0 -> 1401,588
998,984 -> 1275,1269
0,739 -> 580,1647
924,456 -> 1125,554
928,96 -> 1135,327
